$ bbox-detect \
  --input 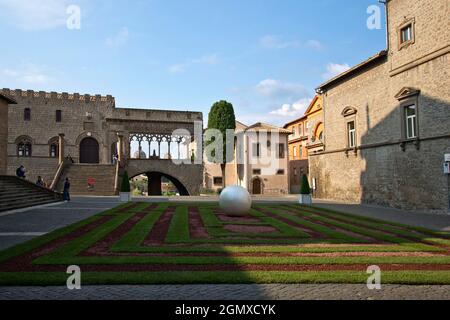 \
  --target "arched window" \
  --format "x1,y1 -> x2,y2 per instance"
48,137 -> 59,158
17,137 -> 32,157
50,143 -> 59,158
